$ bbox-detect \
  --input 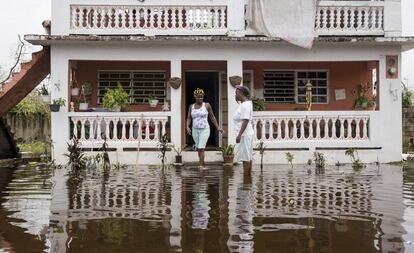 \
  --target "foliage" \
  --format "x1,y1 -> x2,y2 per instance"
102,83 -> 129,110
17,141 -> 51,155
113,162 -> 128,170
345,148 -> 365,171
158,134 -> 170,167
251,96 -> 265,111
353,83 -> 374,109
314,152 -> 326,169
144,93 -> 158,102
10,92 -> 50,118
220,144 -> 235,156
52,98 -> 66,106
256,141 -> 266,169
39,83 -> 49,95
286,152 -> 294,168
307,159 -> 313,166
402,86 -> 413,108
172,145 -> 182,156
101,137 -> 111,172
64,137 -> 86,171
